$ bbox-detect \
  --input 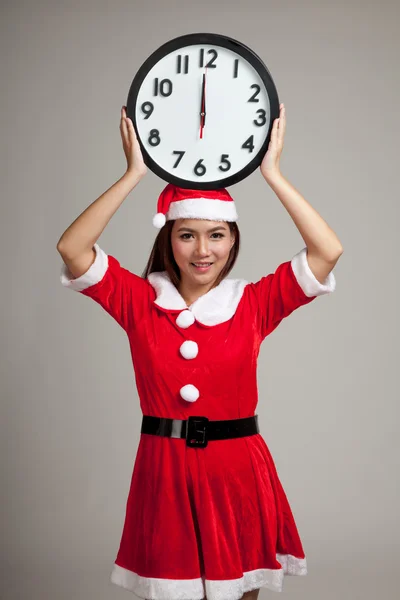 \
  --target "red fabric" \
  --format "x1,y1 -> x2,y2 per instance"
156,183 -> 234,215
80,256 -> 316,583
